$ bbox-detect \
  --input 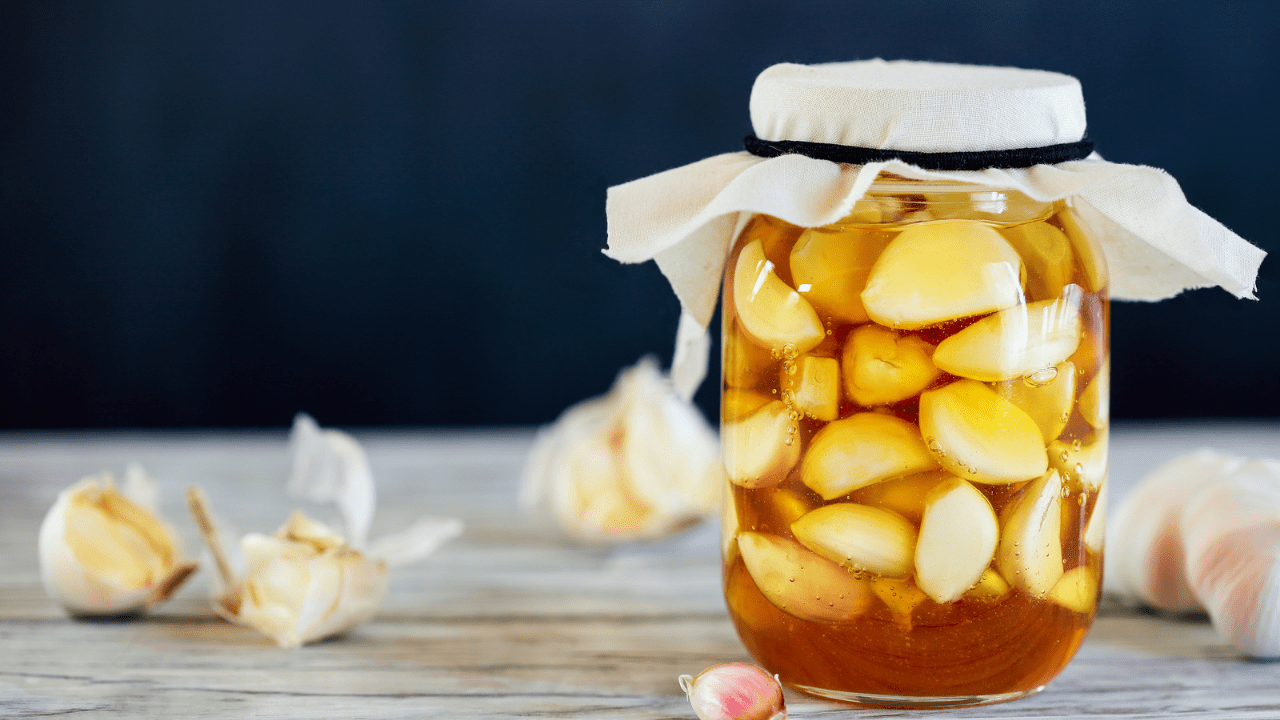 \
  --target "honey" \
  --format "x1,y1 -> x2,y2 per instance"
720,177 -> 1108,706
